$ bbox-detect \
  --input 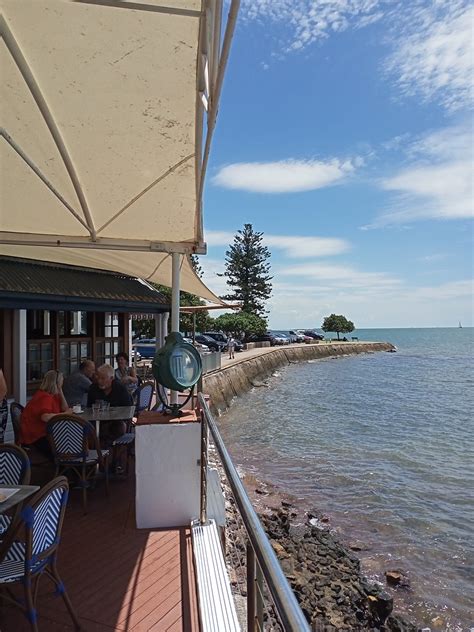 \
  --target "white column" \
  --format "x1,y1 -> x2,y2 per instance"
161,312 -> 169,347
128,316 -> 133,364
154,313 -> 162,348
170,253 -> 181,406
13,309 -> 27,404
